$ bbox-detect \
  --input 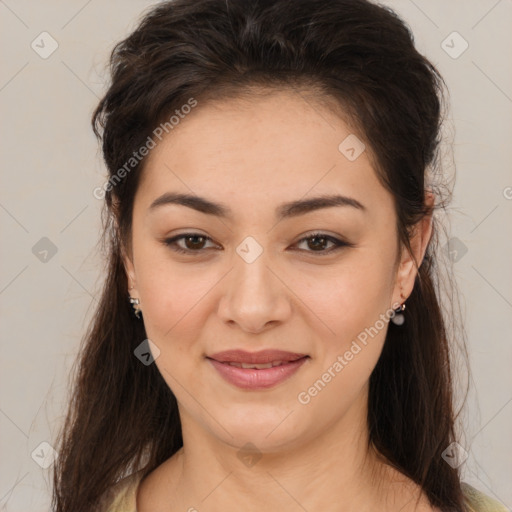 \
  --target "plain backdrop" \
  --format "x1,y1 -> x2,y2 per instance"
0,1 -> 511,510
